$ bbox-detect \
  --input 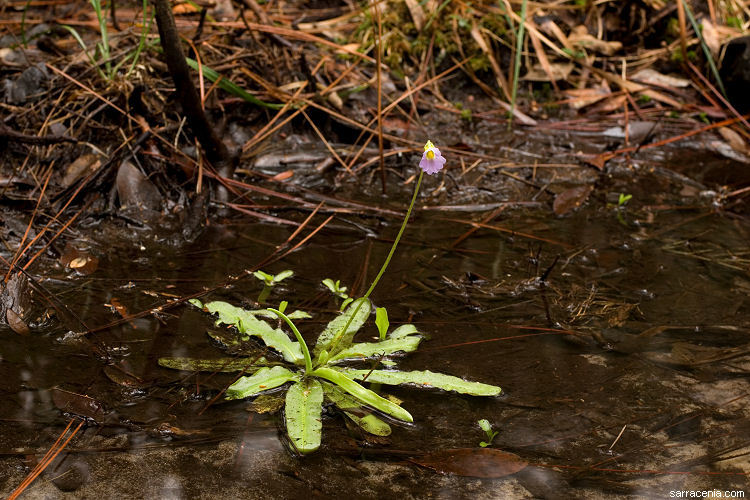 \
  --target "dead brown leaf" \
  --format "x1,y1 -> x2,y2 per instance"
553,185 -> 594,215
7,309 -> 30,335
404,0 -> 425,31
60,243 -> 99,275
569,25 -> 622,56
412,448 -> 528,478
